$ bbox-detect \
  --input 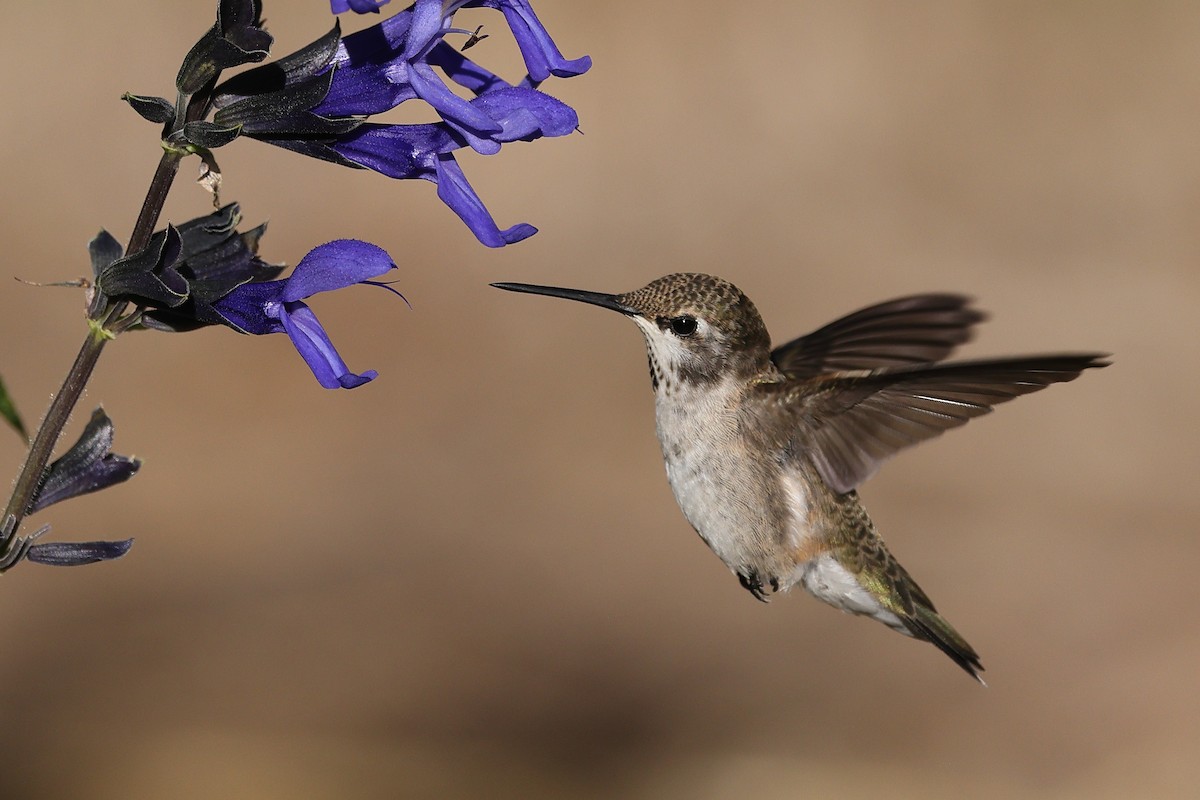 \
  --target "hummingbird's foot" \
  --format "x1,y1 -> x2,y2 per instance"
737,569 -> 778,603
